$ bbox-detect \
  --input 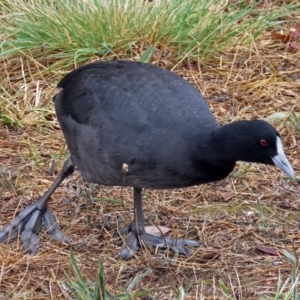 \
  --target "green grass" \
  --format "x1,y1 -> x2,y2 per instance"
282,250 -> 299,300
0,0 -> 298,70
67,250 -> 118,300
66,250 -> 154,300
